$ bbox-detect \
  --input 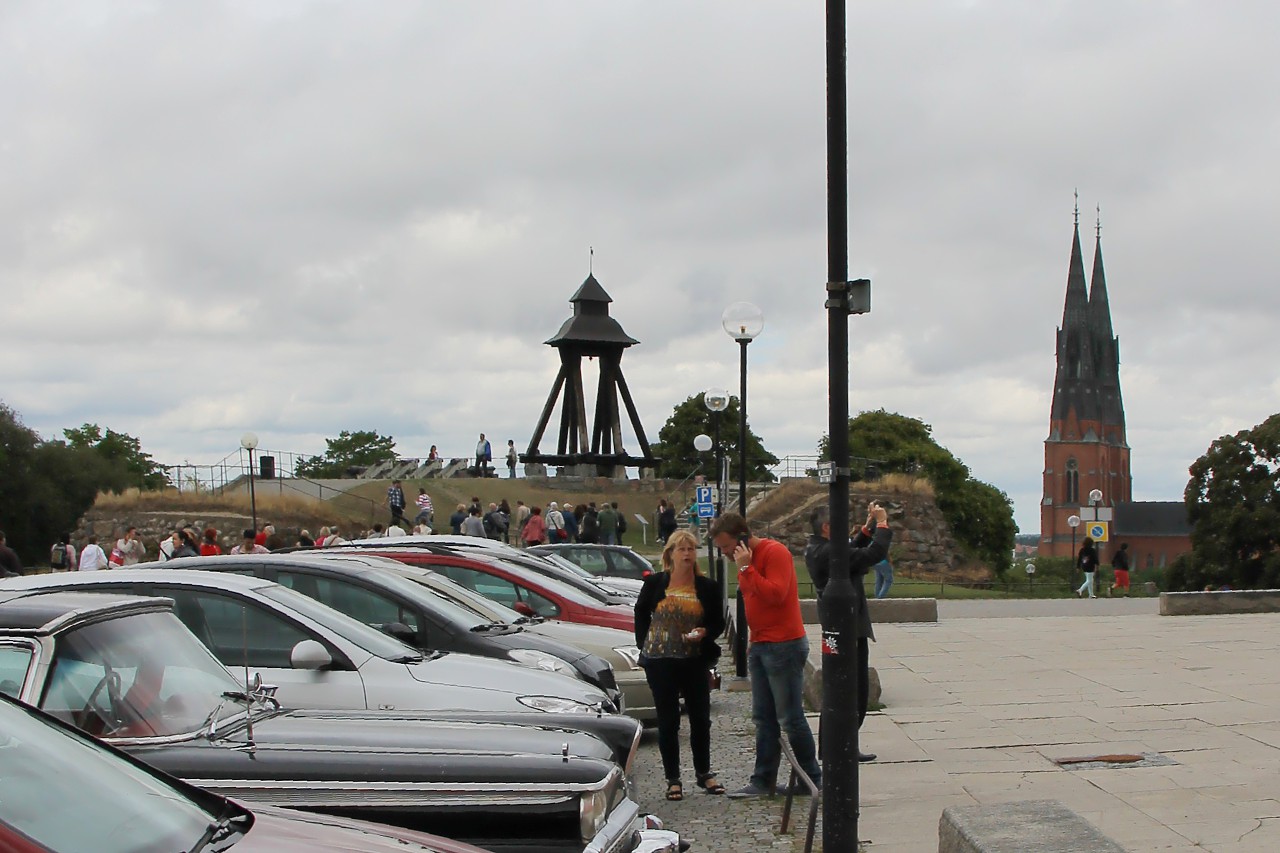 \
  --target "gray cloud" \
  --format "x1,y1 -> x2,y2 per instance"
4,1 -> 1278,532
